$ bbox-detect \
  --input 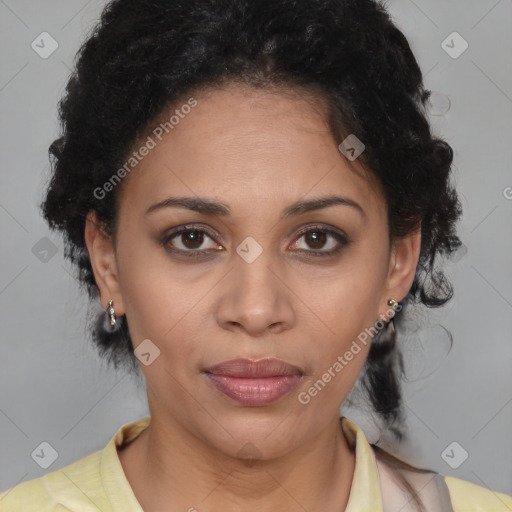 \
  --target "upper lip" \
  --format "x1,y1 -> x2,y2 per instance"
203,358 -> 303,378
